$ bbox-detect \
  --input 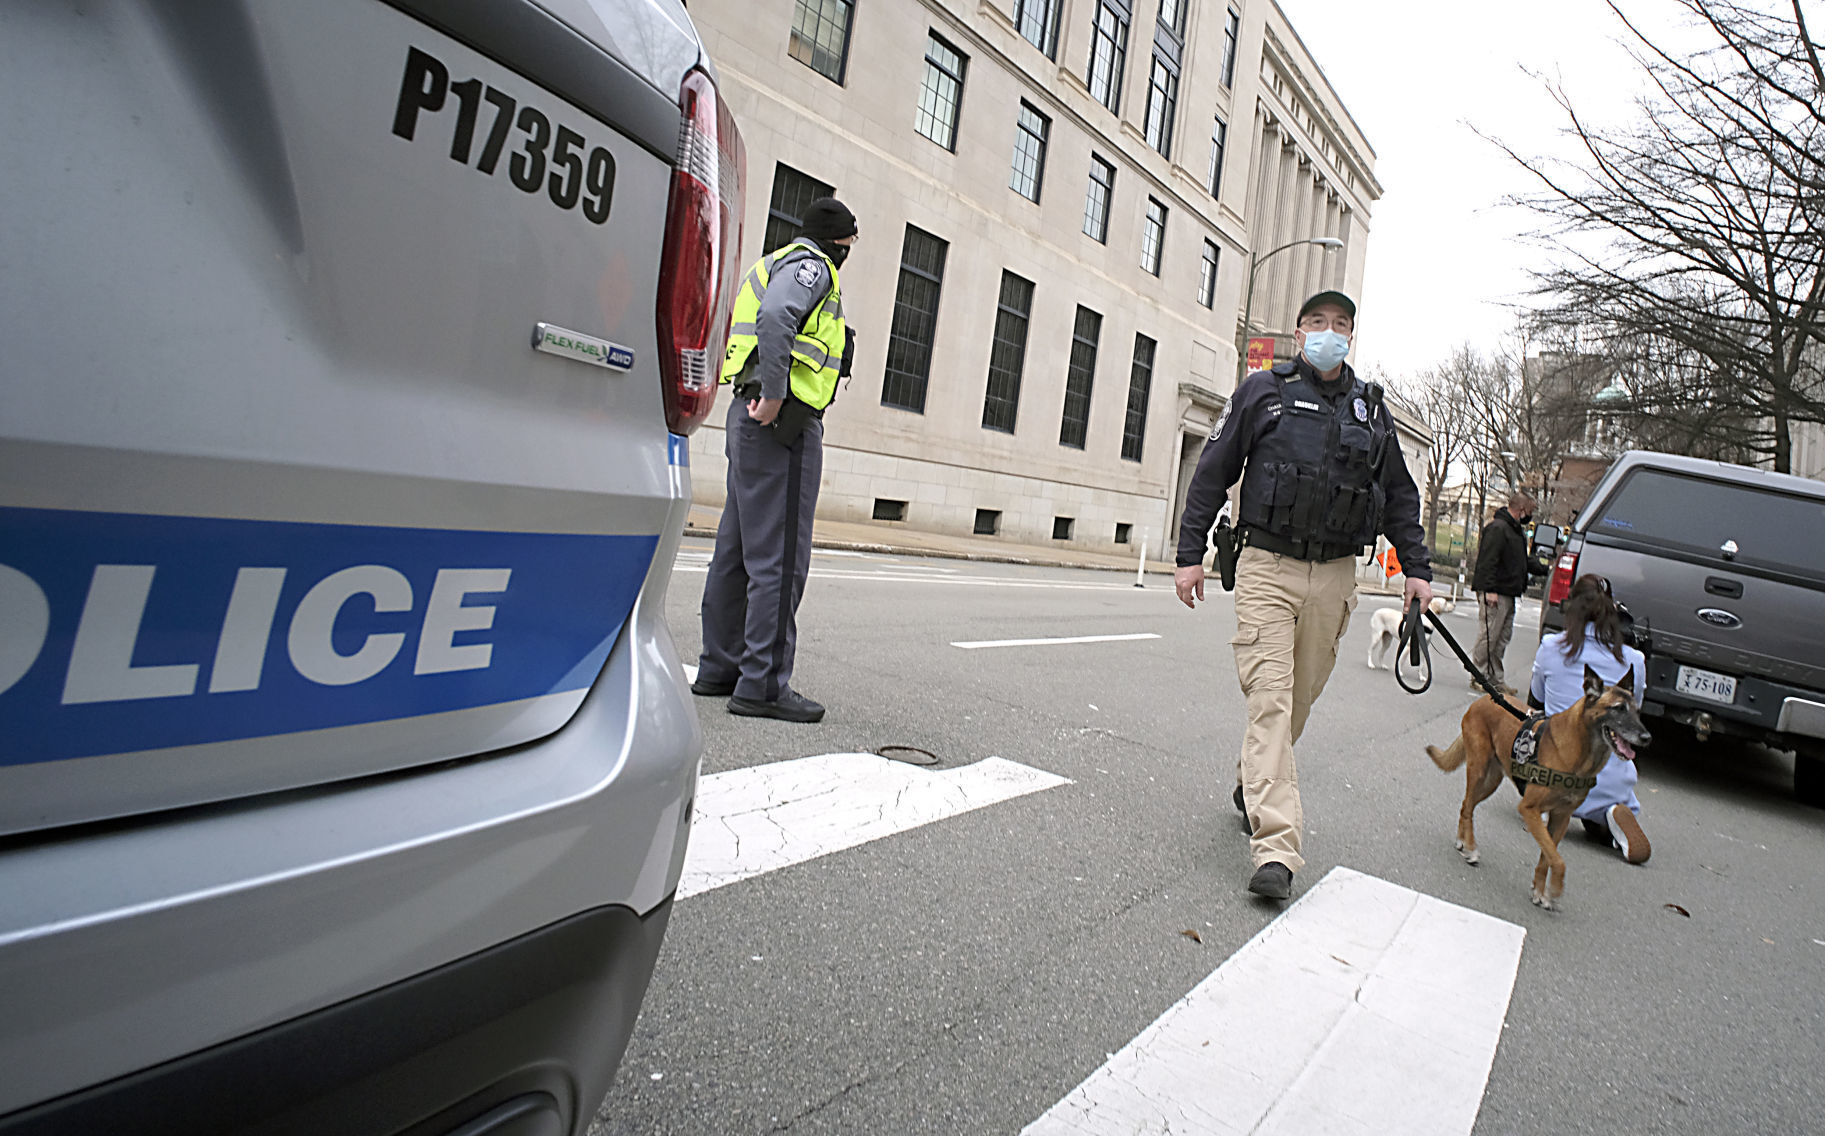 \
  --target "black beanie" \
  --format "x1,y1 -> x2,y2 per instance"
800,197 -> 857,242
